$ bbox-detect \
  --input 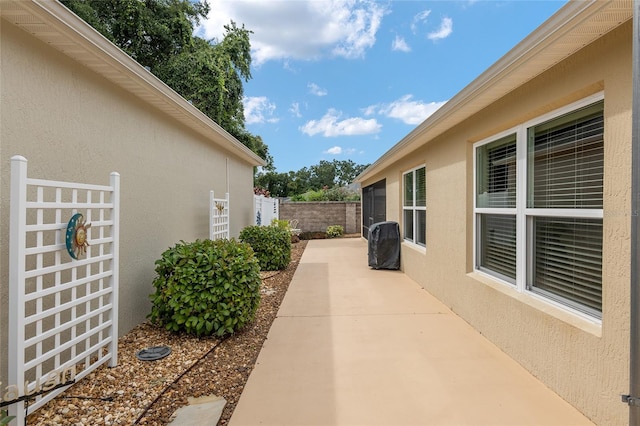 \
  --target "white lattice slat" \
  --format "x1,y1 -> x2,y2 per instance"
210,191 -> 230,240
8,156 -> 120,424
